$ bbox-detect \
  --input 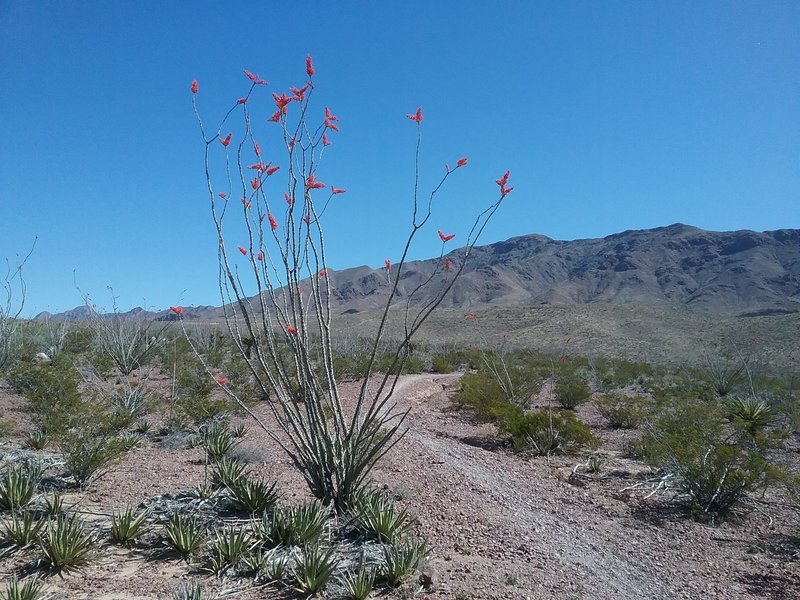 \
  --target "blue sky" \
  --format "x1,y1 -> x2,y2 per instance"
1,1 -> 798,316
